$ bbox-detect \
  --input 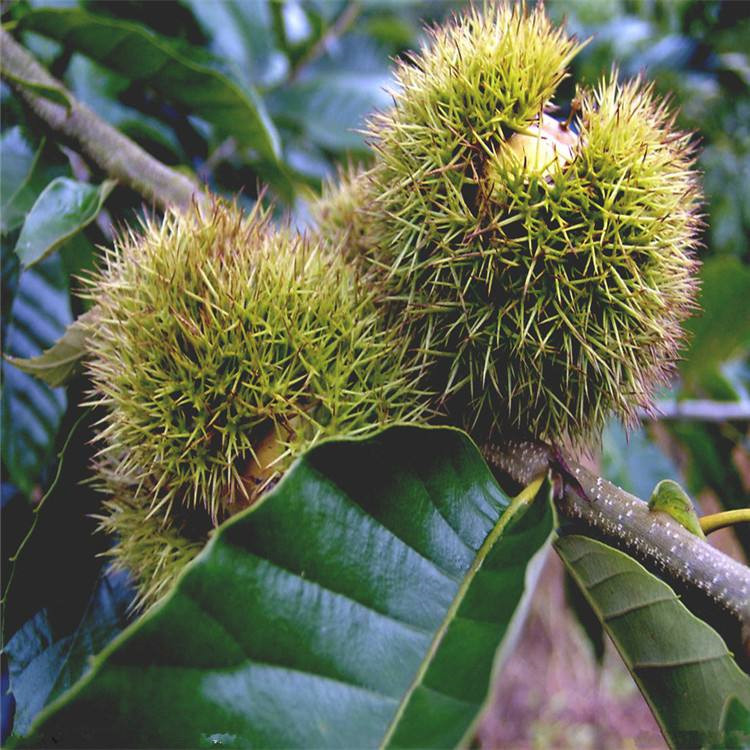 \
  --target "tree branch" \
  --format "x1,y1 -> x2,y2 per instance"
287,2 -> 361,83
0,30 -> 207,212
483,440 -> 750,660
642,399 -> 750,422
